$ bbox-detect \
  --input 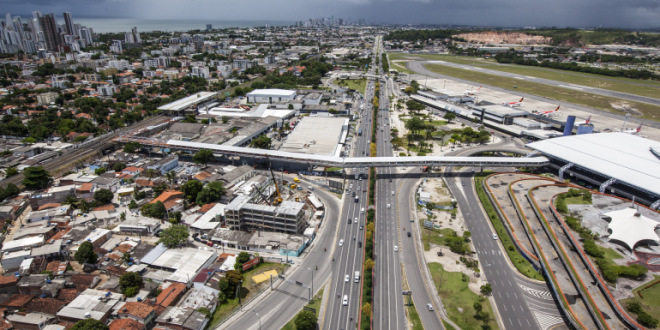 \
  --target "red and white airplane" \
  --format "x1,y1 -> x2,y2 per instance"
620,124 -> 642,134
464,85 -> 482,96
539,106 -> 560,115
503,97 -> 524,107
575,115 -> 592,125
